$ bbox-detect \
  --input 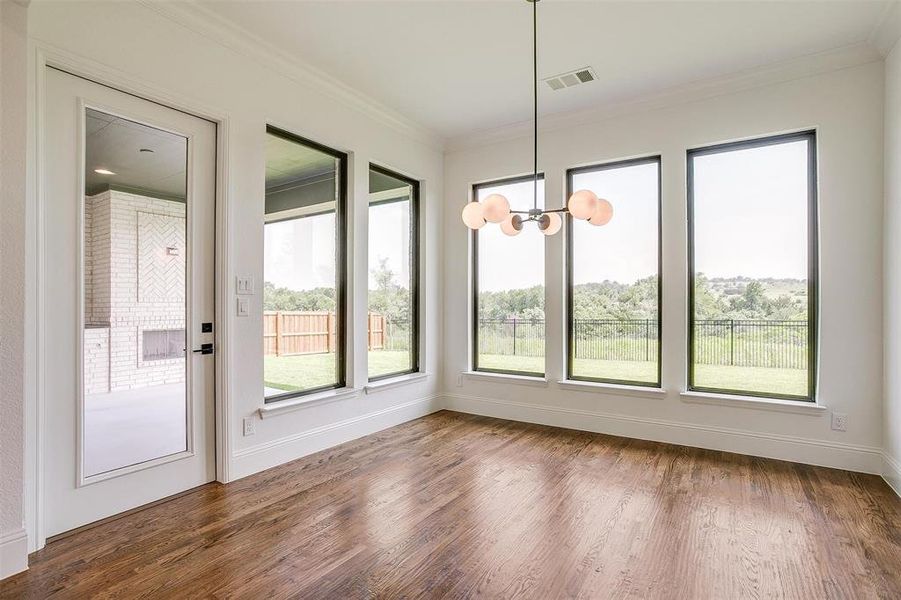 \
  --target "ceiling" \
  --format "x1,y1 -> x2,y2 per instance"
265,132 -> 337,191
198,0 -> 892,140
85,109 -> 187,199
